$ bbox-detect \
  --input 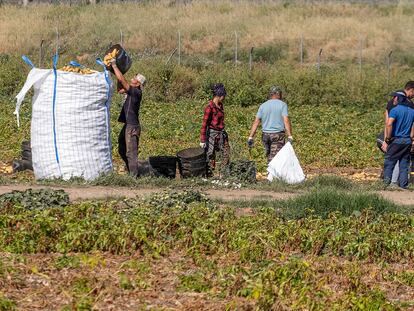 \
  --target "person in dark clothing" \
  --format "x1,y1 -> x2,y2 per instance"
382,90 -> 414,151
200,83 -> 230,177
383,81 -> 414,189
378,90 -> 407,184
110,59 -> 146,177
